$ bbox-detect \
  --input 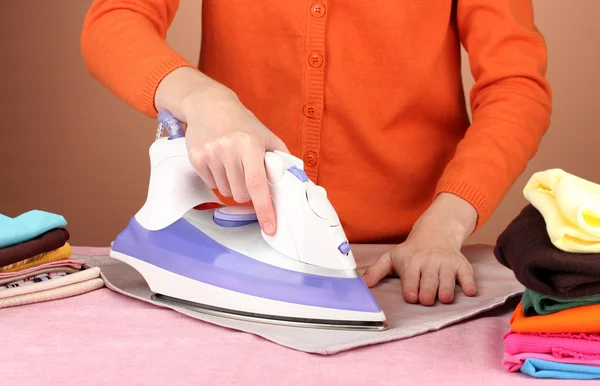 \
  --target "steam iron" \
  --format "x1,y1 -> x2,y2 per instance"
109,110 -> 388,331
